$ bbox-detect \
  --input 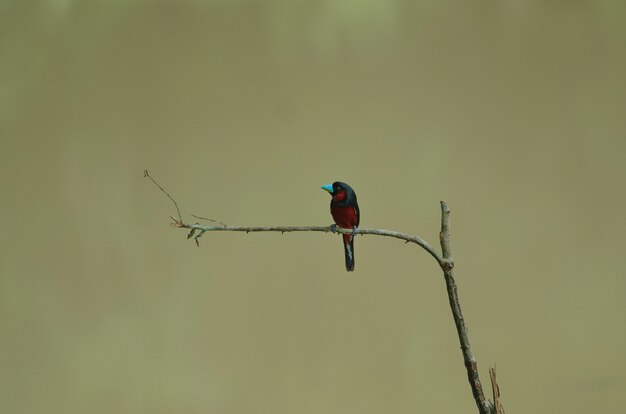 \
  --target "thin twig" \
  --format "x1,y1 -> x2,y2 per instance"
144,170 -> 183,222
190,214 -> 227,227
489,367 -> 505,414
440,201 -> 492,414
